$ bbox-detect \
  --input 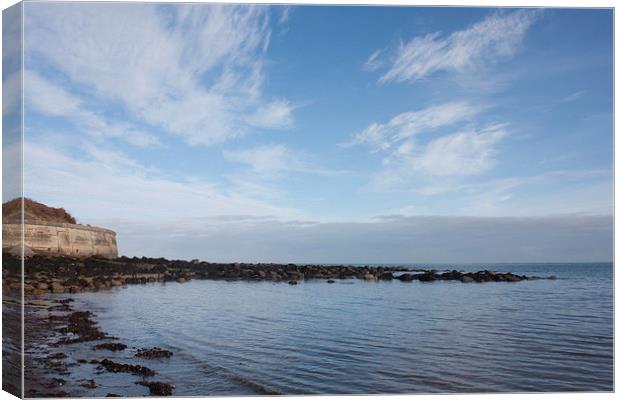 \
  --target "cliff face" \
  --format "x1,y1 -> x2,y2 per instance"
2,198 -> 118,259
3,198 -> 77,224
